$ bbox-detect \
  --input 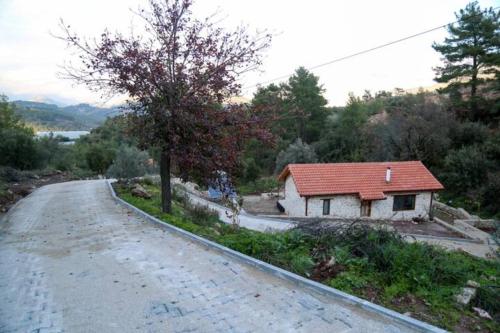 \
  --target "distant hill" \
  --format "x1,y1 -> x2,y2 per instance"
12,100 -> 121,131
